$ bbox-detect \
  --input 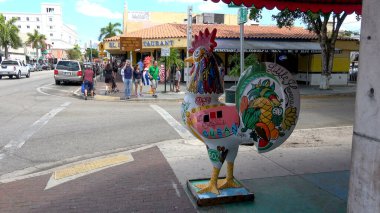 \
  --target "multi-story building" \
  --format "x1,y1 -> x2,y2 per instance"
122,3 -> 238,34
1,3 -> 78,61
